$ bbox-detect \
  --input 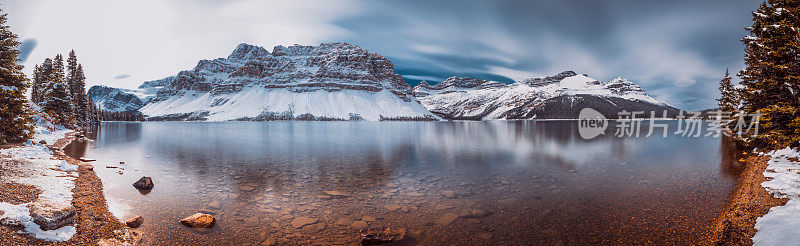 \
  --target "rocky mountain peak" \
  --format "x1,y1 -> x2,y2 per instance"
421,76 -> 506,90
521,70 -> 580,87
228,43 -> 270,60
604,77 -> 646,95
416,80 -> 431,88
